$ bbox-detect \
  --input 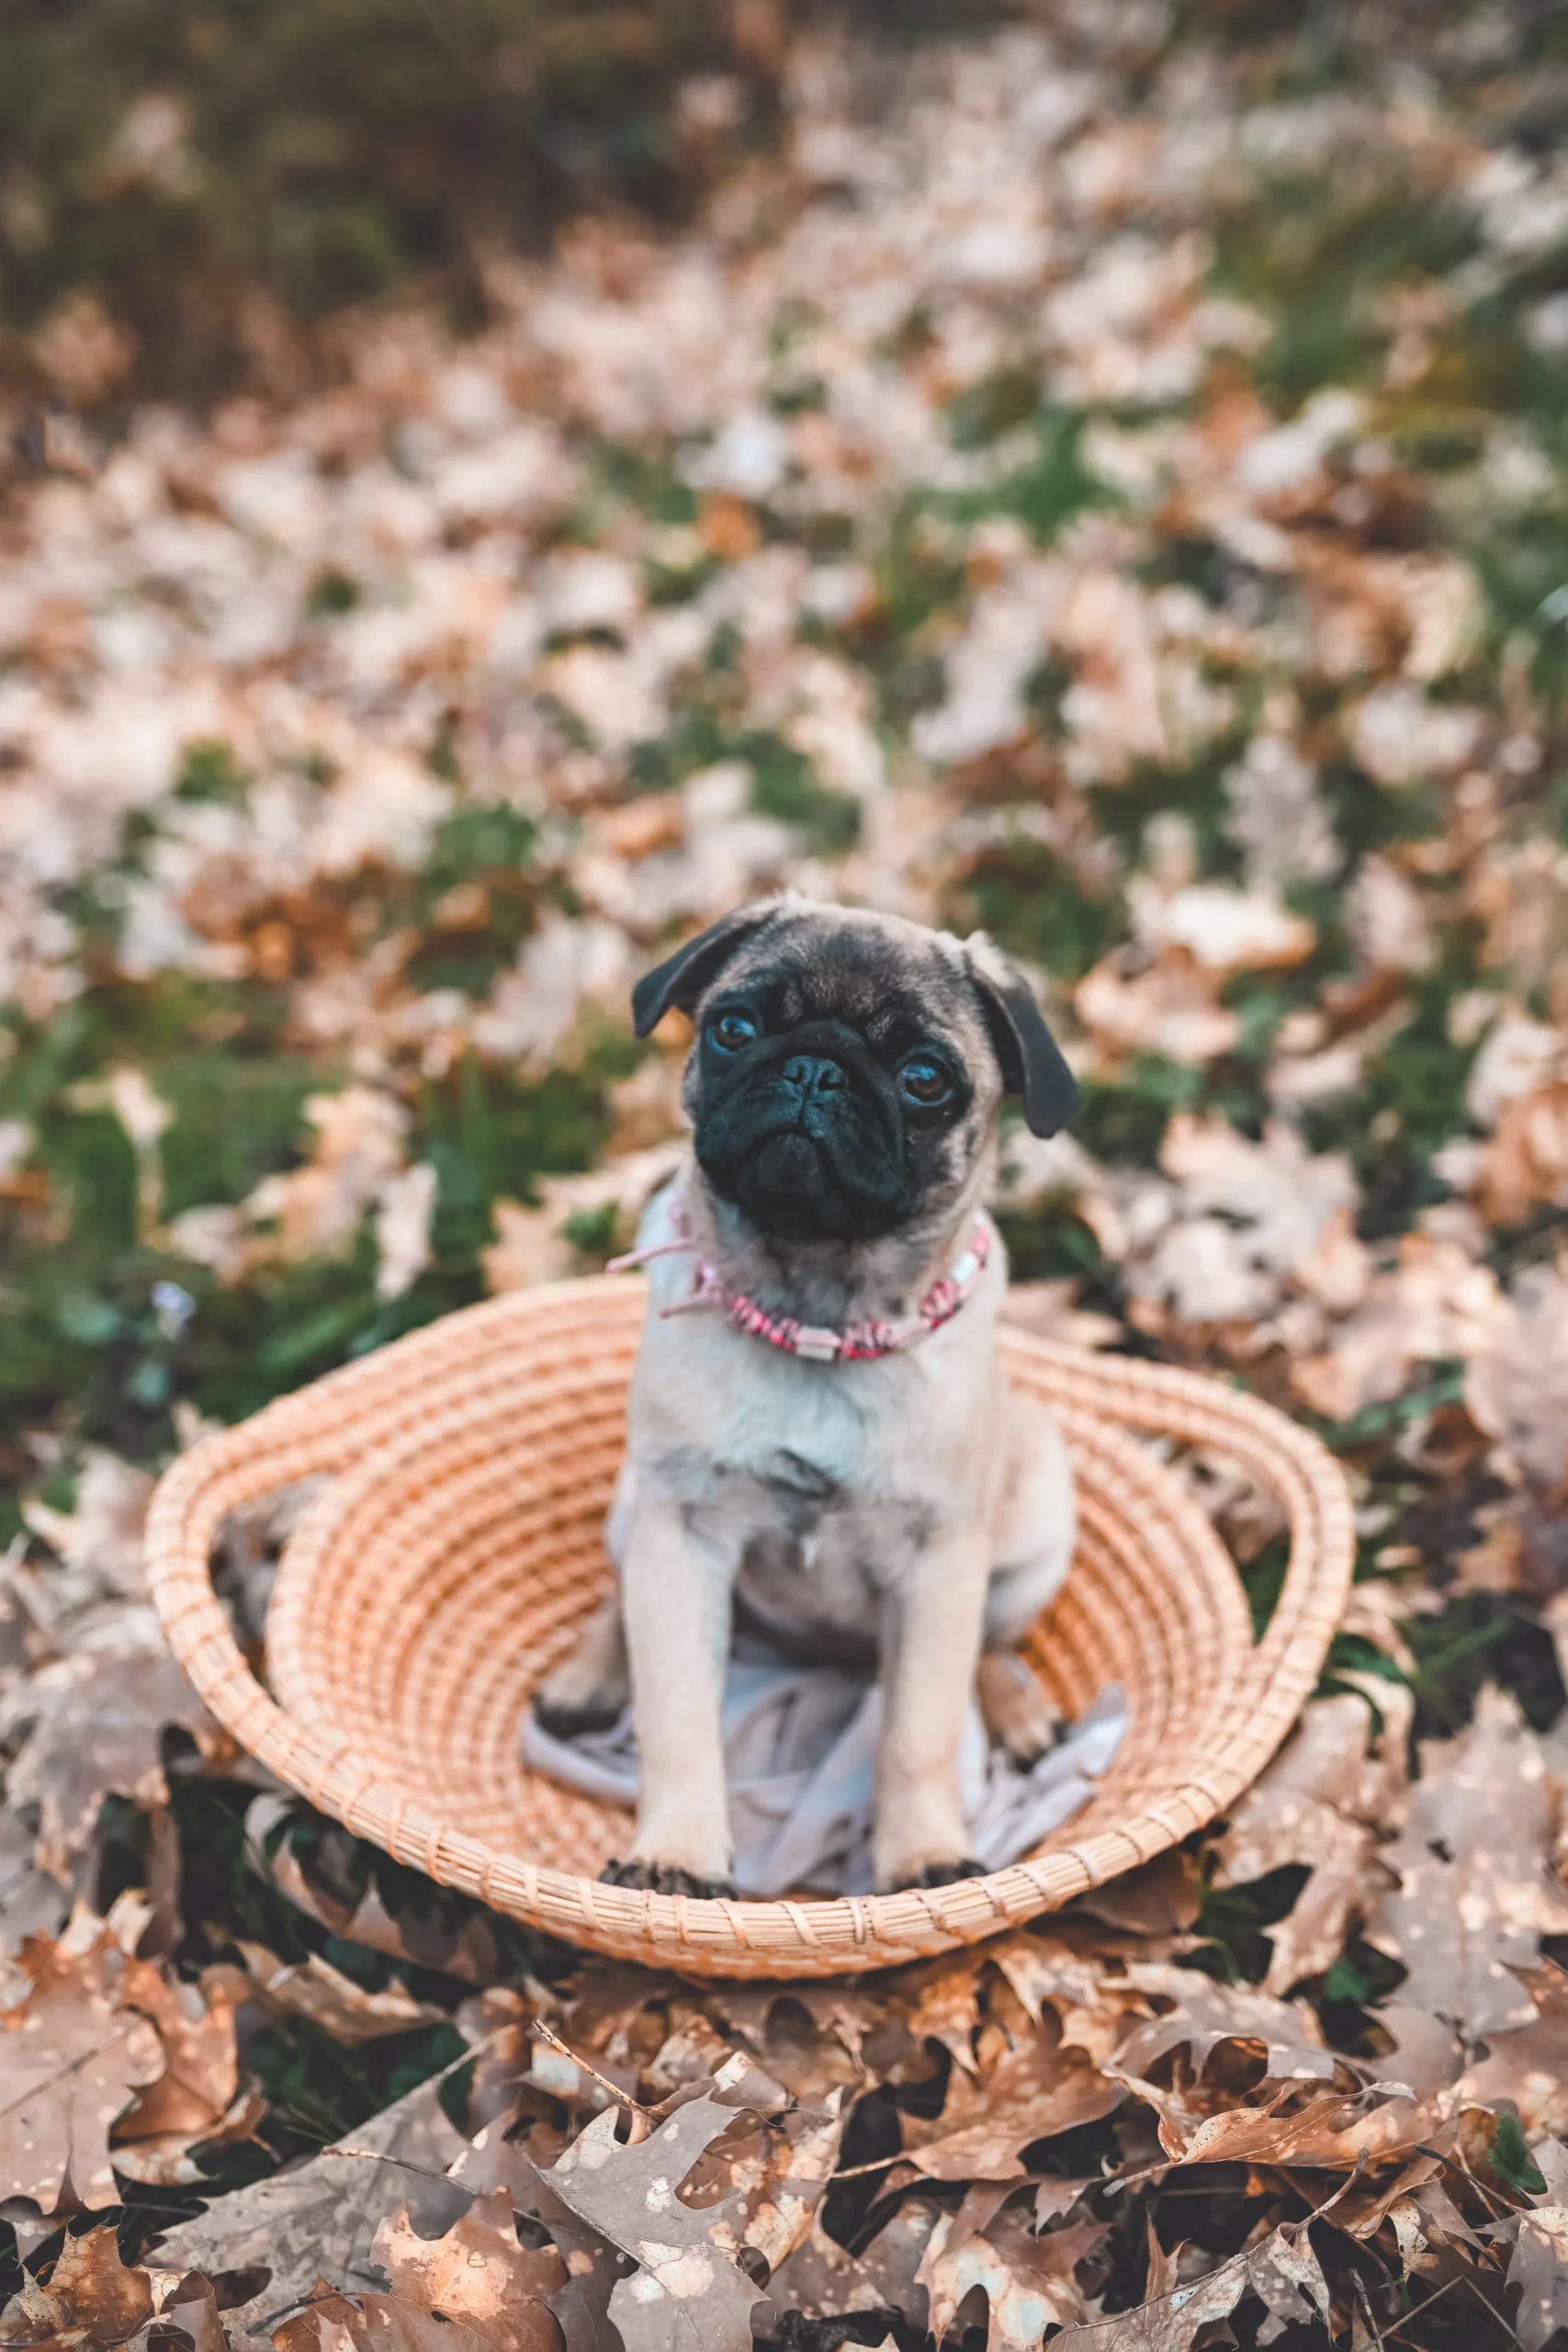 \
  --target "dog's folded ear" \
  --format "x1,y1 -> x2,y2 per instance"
631,900 -> 780,1038
964,933 -> 1080,1137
